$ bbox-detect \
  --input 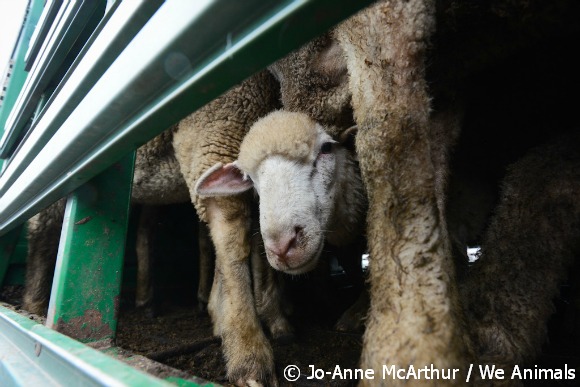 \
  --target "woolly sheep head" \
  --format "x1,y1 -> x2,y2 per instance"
195,110 -> 356,274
